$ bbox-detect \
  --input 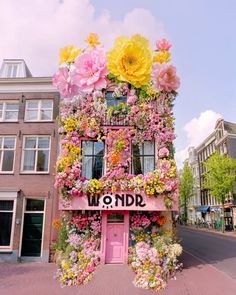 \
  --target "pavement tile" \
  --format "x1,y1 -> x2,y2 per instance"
0,252 -> 236,295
